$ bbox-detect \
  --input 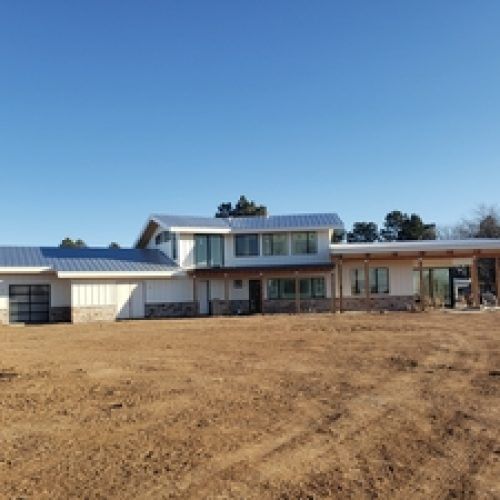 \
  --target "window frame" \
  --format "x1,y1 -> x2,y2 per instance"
194,234 -> 224,267
267,277 -> 325,300
351,267 -> 389,295
291,232 -> 318,255
234,234 -> 260,257
262,233 -> 288,256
